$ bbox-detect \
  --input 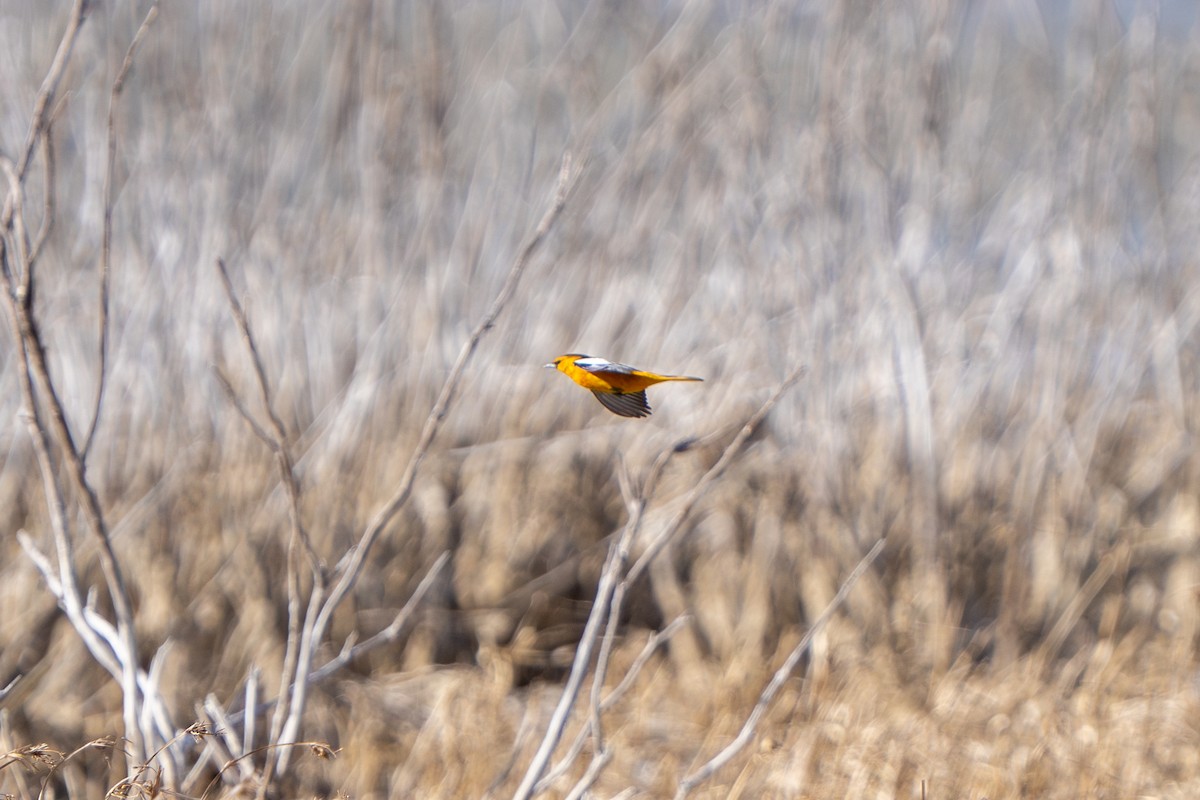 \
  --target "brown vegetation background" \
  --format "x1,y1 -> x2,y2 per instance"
4,1 -> 1200,797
